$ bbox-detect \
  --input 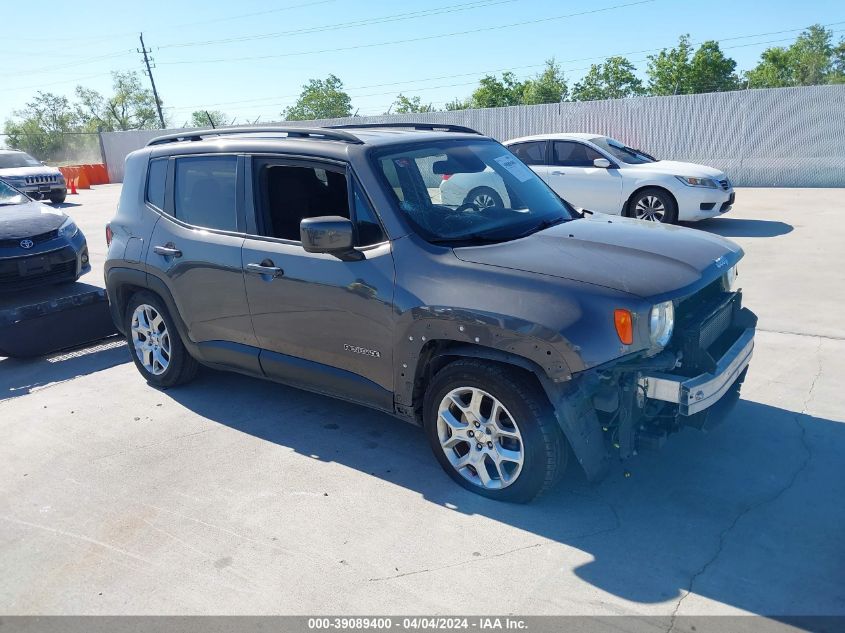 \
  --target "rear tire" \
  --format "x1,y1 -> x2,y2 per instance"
423,359 -> 568,502
627,187 -> 677,224
124,291 -> 198,388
